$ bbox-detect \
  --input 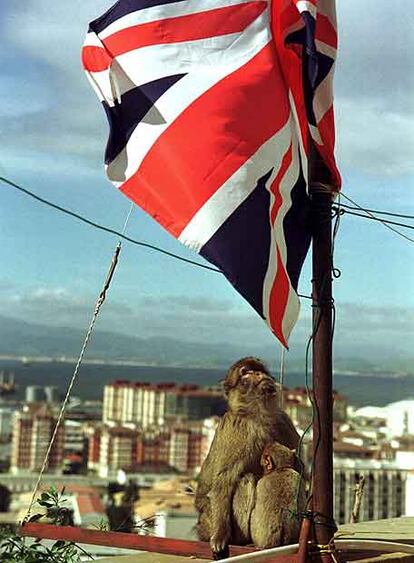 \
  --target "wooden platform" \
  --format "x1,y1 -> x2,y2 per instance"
335,517 -> 414,563
98,517 -> 414,561
20,517 -> 414,562
336,517 -> 414,545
